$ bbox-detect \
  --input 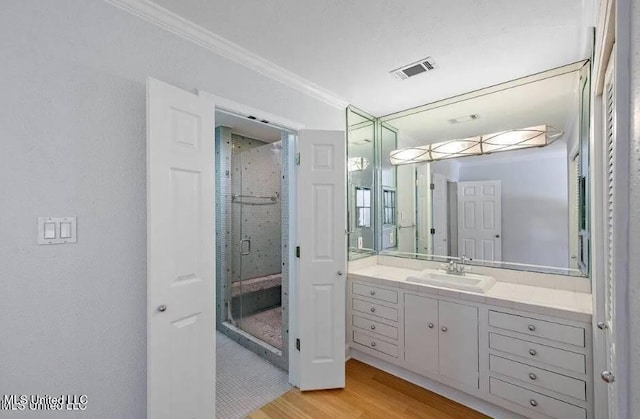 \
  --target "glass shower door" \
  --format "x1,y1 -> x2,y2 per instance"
233,141 -> 283,349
